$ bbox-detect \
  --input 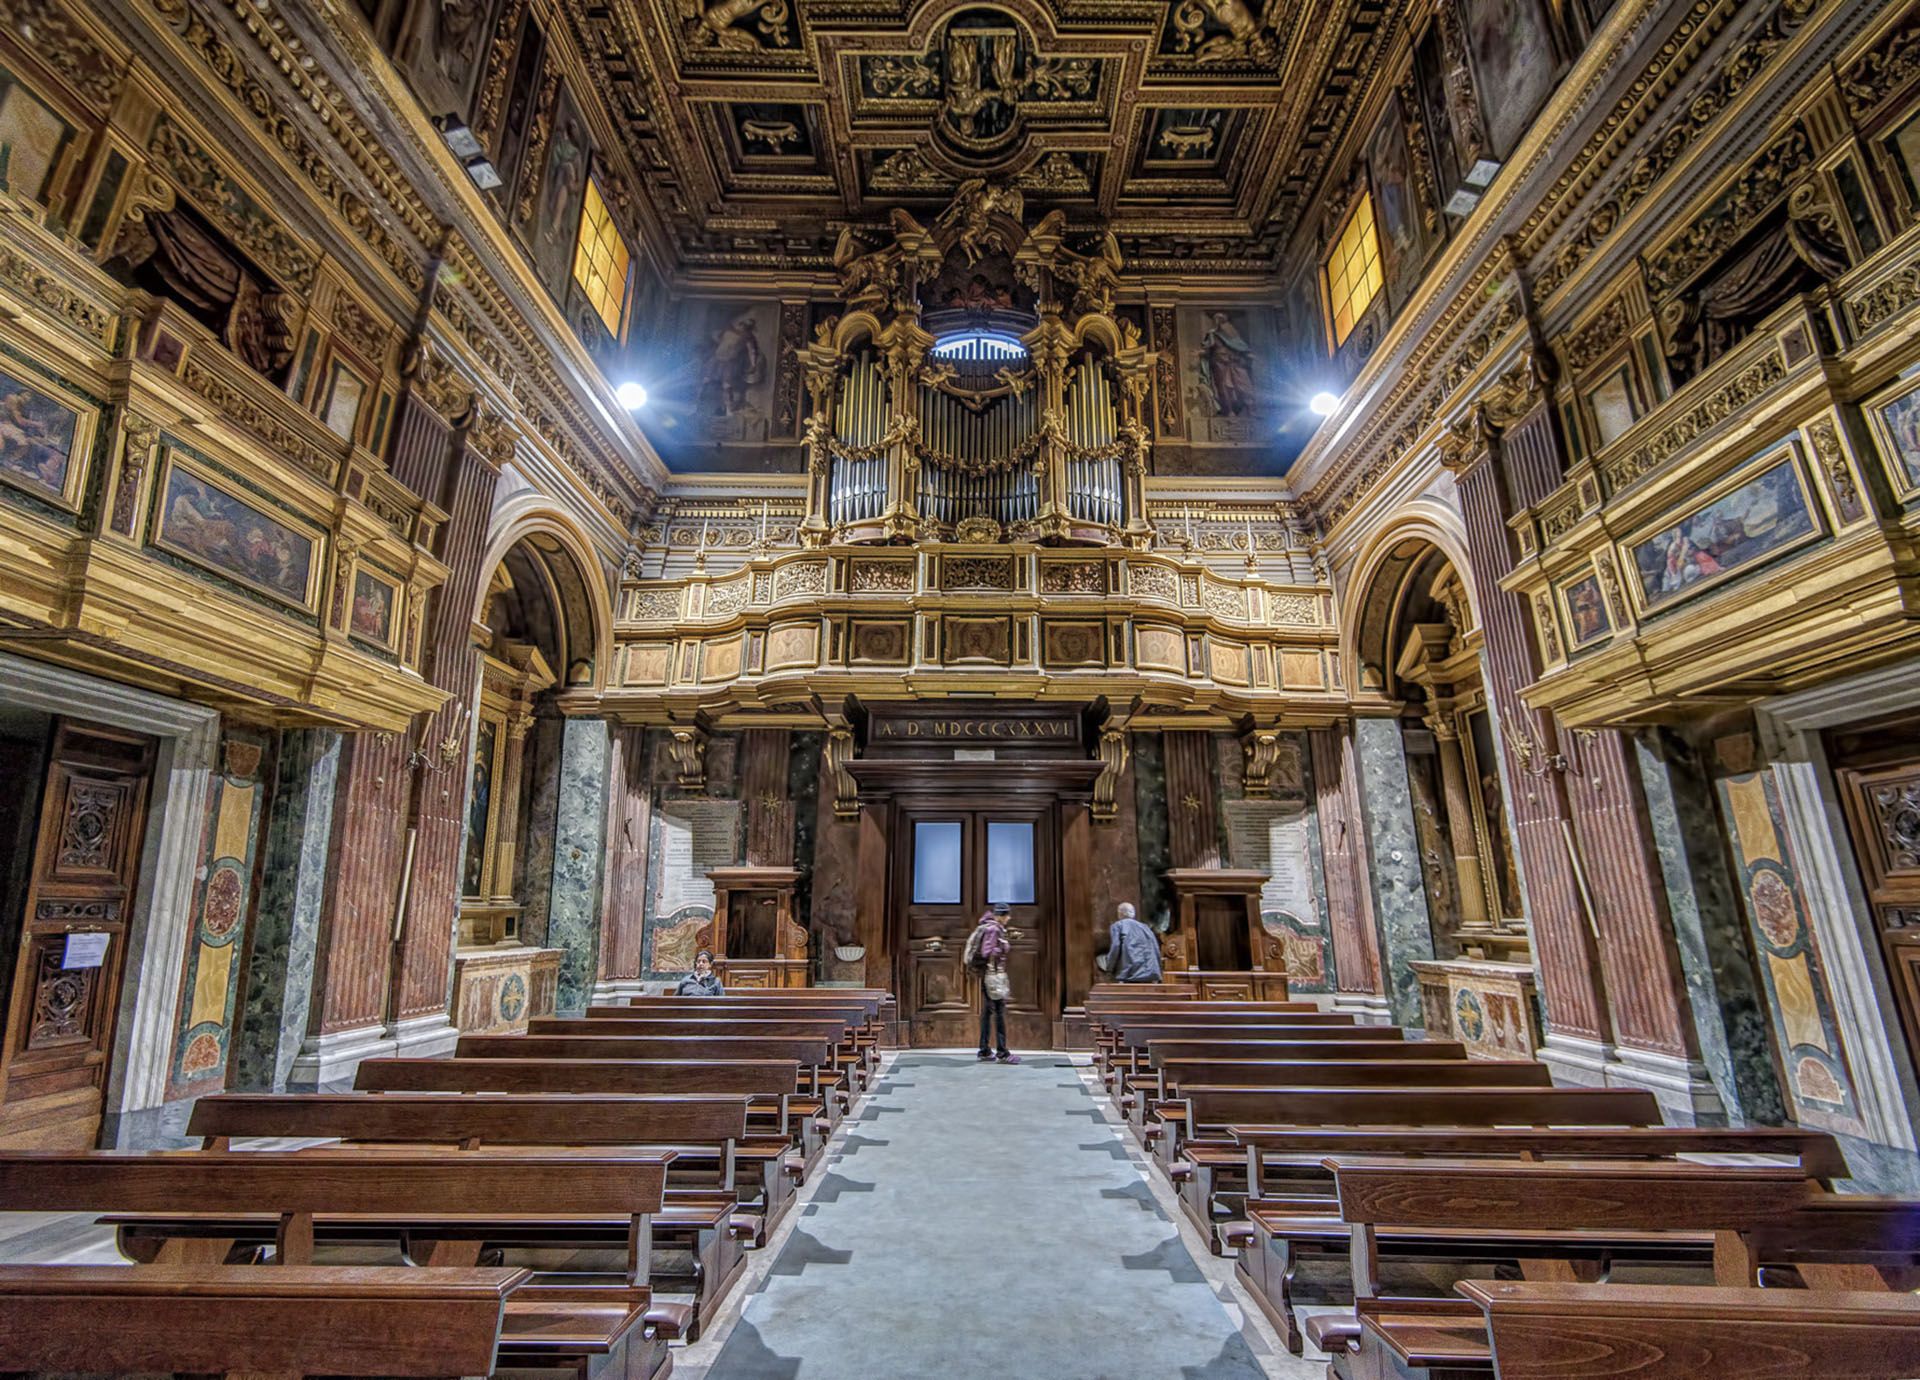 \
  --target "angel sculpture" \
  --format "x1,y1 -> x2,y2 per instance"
938,179 -> 1025,264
